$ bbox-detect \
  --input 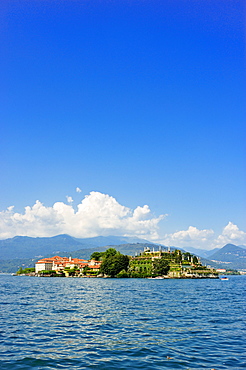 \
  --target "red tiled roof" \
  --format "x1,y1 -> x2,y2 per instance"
37,256 -> 88,263
37,256 -> 97,269
88,264 -> 101,269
